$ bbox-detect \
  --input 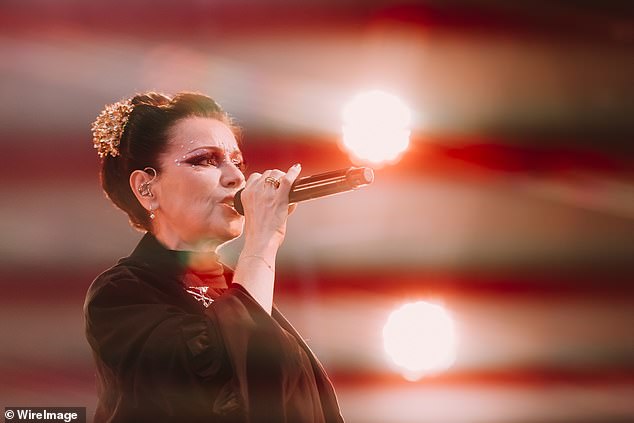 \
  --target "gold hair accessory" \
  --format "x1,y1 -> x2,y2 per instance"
91,99 -> 134,158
